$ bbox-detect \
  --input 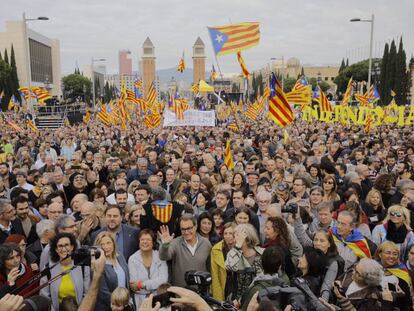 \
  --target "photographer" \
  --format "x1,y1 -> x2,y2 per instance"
240,246 -> 288,311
